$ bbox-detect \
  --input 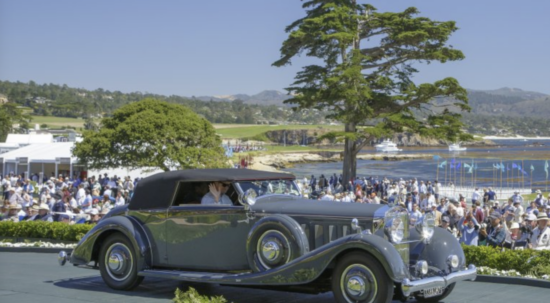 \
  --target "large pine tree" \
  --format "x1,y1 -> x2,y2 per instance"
274,1 -> 472,183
